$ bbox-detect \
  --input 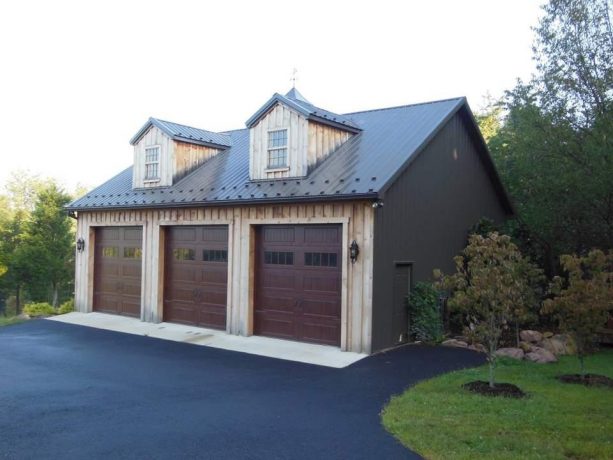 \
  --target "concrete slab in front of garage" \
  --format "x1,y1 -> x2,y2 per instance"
47,312 -> 366,368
